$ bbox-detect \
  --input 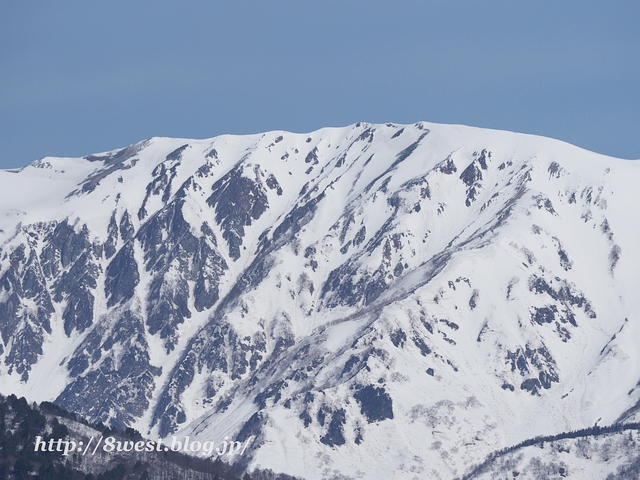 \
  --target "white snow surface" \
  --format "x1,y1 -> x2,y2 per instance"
0,122 -> 640,479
